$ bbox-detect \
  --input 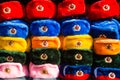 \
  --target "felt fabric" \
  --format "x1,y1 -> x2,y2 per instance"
32,36 -> 60,49
29,62 -> 59,78
94,54 -> 120,68
61,49 -> 93,66
30,48 -> 61,65
57,0 -> 86,19
61,19 -> 90,36
63,35 -> 93,50
90,19 -> 120,39
0,20 -> 28,38
30,19 -> 60,36
88,0 -> 119,21
94,38 -> 120,55
0,50 -> 26,64
94,67 -> 120,80
0,77 -> 26,80
60,65 -> 91,80
0,1 -> 24,21
0,62 -> 26,78
0,37 -> 27,52
26,0 -> 56,19
26,38 -> 31,52
32,78 -> 57,80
